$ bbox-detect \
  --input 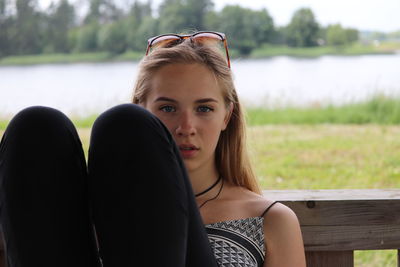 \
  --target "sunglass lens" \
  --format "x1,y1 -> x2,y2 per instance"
192,33 -> 228,62
193,32 -> 223,40
192,33 -> 223,45
151,35 -> 181,50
